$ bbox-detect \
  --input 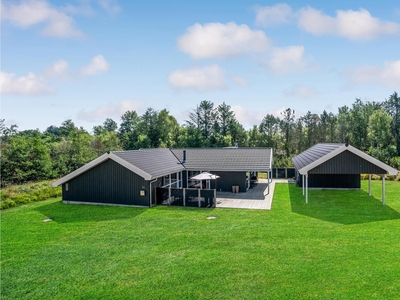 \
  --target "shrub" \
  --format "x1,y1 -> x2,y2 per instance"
0,180 -> 61,210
